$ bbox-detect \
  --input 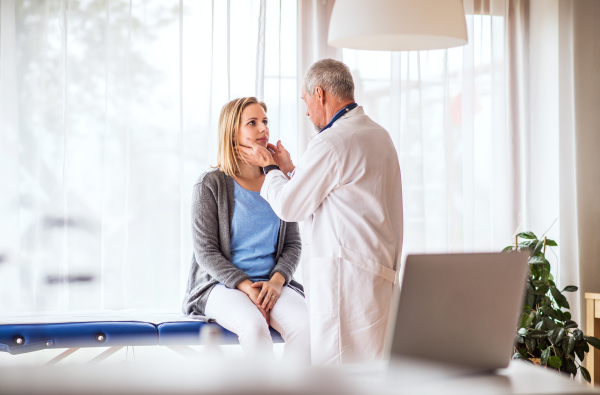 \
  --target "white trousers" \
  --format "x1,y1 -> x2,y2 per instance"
205,284 -> 311,364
